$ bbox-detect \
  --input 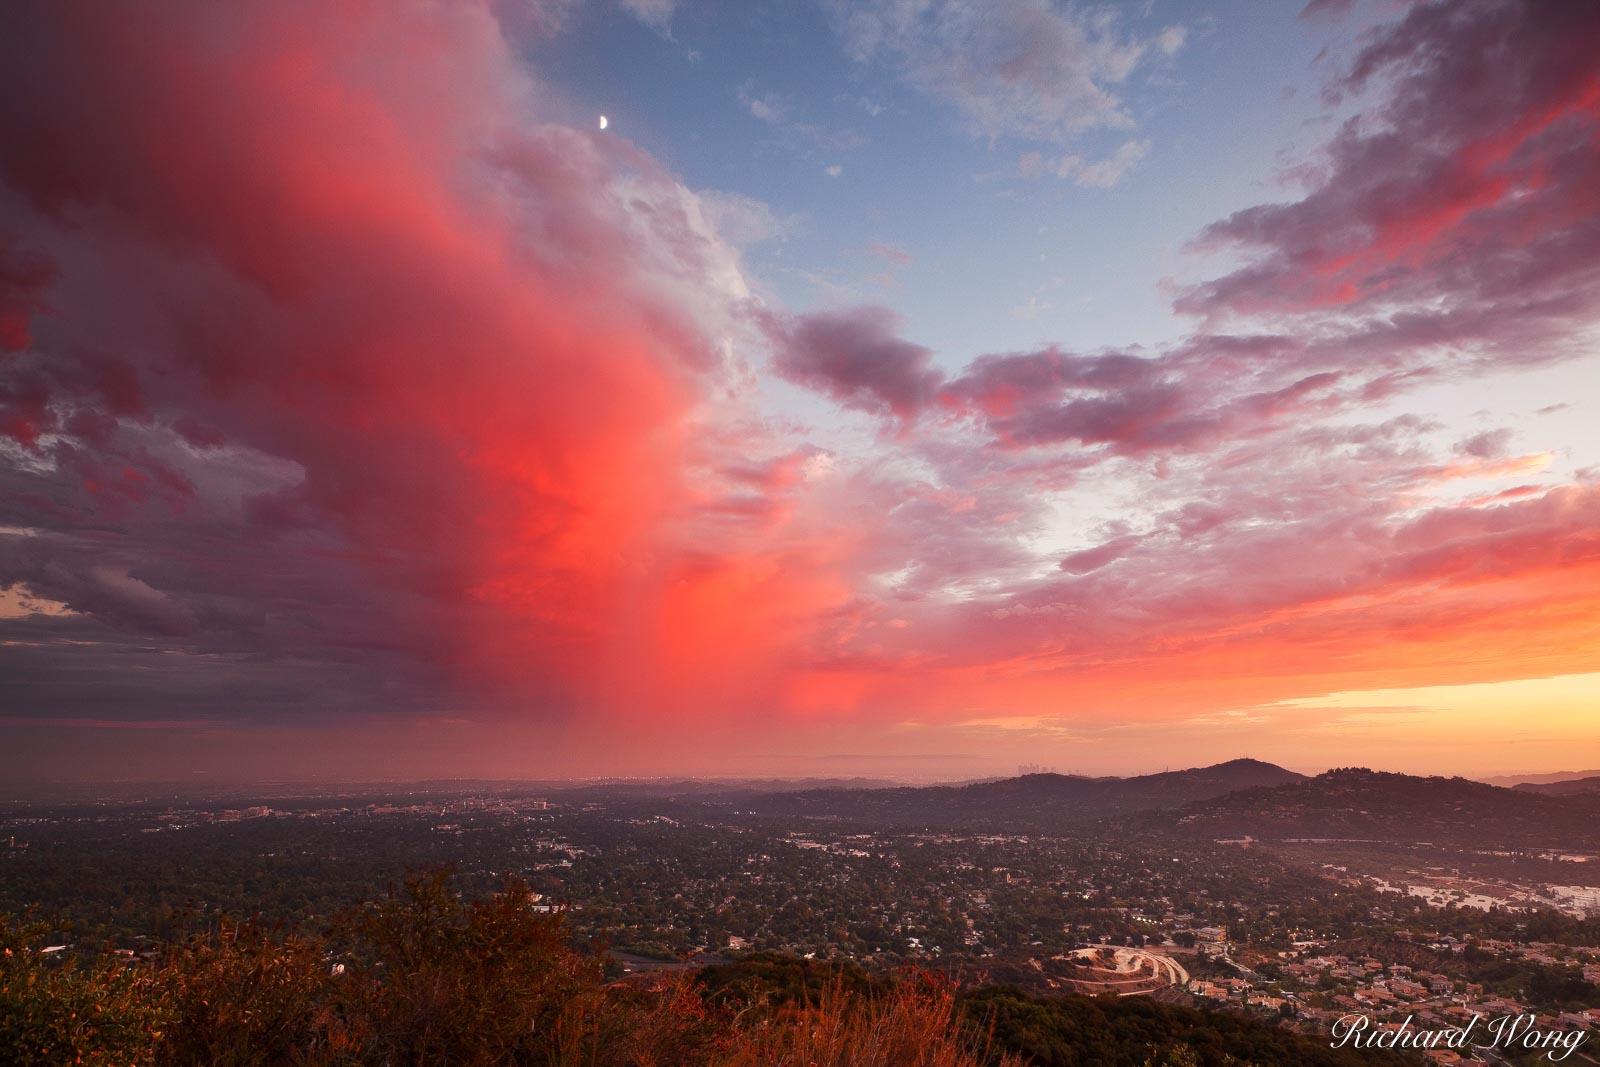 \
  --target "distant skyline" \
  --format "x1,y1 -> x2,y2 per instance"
2,0 -> 1598,786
